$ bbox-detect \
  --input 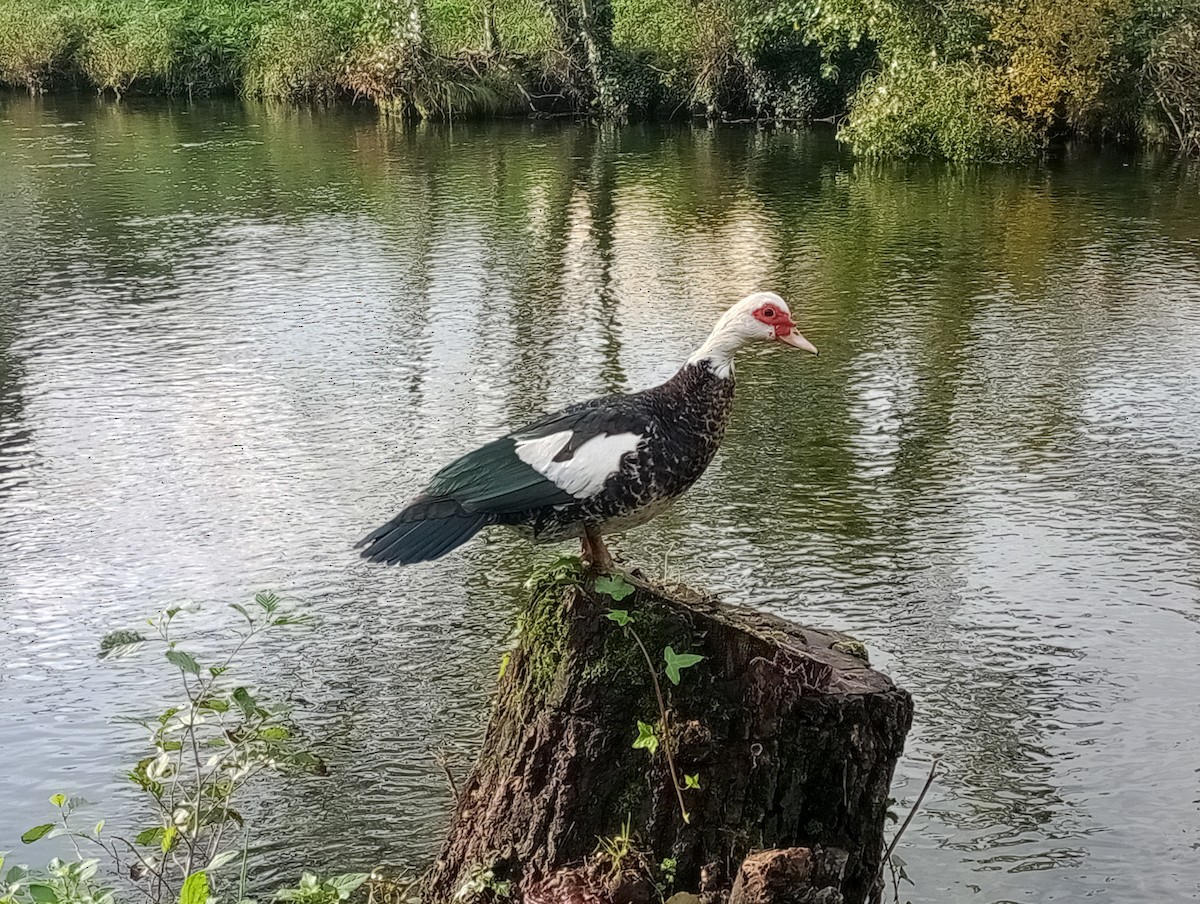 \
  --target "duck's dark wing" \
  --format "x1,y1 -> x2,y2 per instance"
357,398 -> 654,565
